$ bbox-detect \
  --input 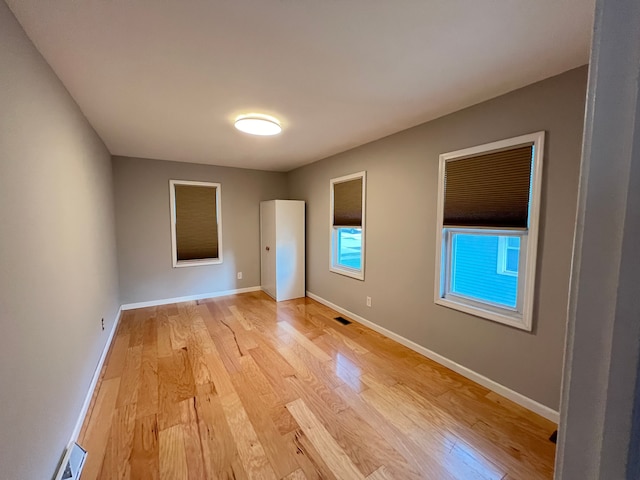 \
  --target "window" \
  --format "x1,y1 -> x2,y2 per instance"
170,180 -> 222,267
434,132 -> 544,330
330,172 -> 366,280
497,236 -> 520,277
